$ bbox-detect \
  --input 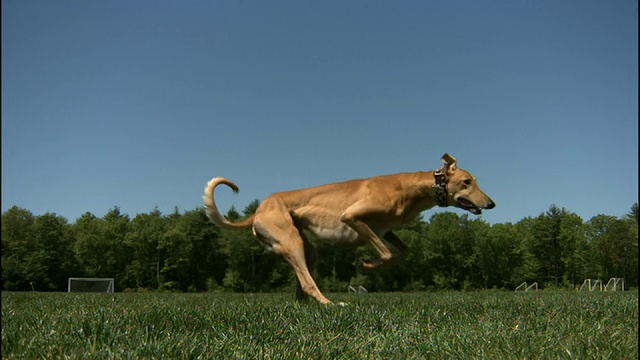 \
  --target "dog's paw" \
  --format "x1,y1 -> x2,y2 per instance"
354,258 -> 381,269
352,258 -> 371,267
